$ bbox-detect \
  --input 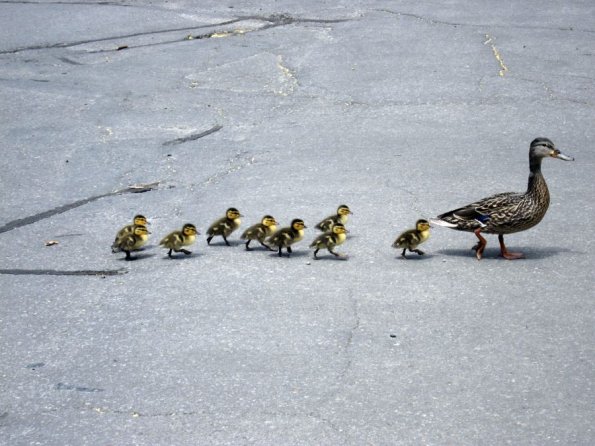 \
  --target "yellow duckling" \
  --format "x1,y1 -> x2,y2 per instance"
111,214 -> 148,251
112,225 -> 150,260
392,219 -> 431,258
206,207 -> 242,246
160,223 -> 199,258
266,218 -> 306,257
310,223 -> 349,260
315,204 -> 352,232
240,215 -> 278,250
